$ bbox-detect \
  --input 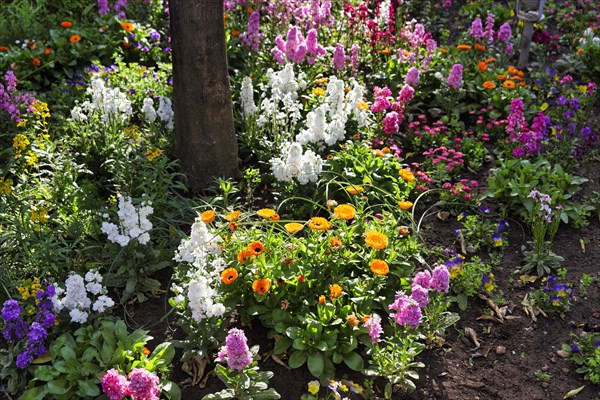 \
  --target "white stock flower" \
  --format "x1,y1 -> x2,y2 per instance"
142,97 -> 157,122
241,76 -> 258,116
